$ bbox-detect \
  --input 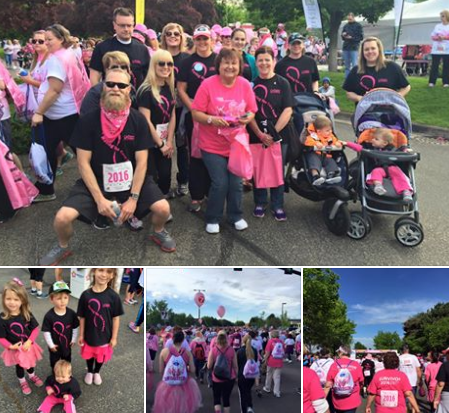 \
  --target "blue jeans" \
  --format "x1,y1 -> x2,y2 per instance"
4,54 -> 12,66
343,50 -> 358,77
201,150 -> 243,224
